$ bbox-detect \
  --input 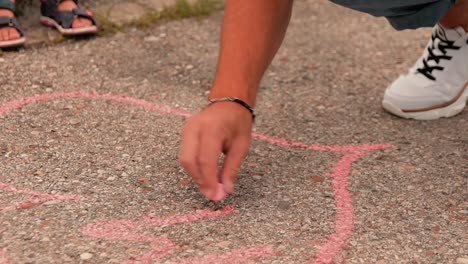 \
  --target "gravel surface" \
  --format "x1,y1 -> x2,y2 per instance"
1,0 -> 467,263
